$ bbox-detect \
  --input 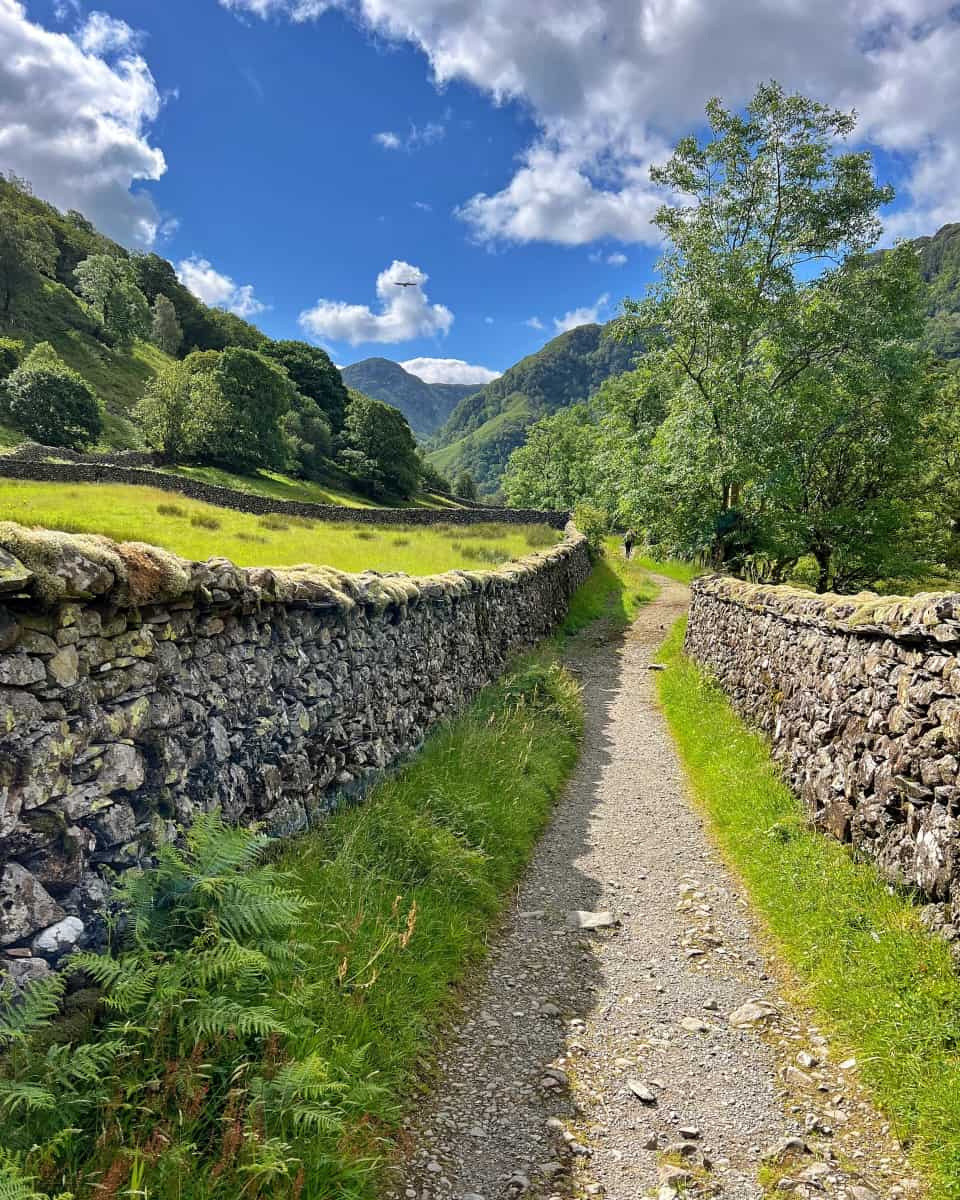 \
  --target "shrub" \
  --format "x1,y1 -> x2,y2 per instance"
392,536 -> 410,547
524,525 -> 558,548
156,502 -> 186,517
573,502 -> 610,559
355,529 -> 376,540
235,530 -> 269,543
0,337 -> 23,380
189,512 -> 220,530
2,342 -> 102,450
